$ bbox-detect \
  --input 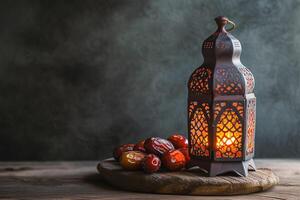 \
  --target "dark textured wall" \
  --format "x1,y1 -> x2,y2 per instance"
0,0 -> 299,160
